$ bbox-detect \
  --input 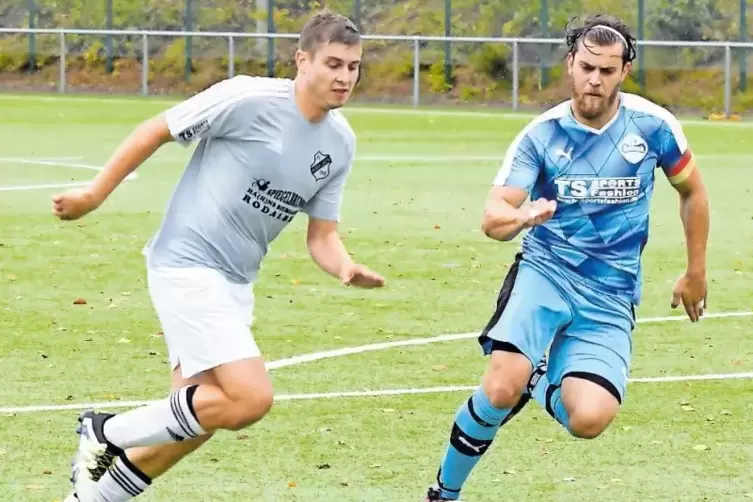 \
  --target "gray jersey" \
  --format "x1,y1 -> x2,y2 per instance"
143,76 -> 356,284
